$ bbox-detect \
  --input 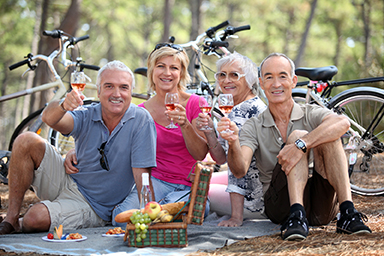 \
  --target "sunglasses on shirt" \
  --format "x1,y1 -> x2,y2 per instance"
98,141 -> 109,171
